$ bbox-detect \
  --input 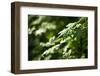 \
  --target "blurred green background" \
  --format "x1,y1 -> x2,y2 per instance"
28,15 -> 88,61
